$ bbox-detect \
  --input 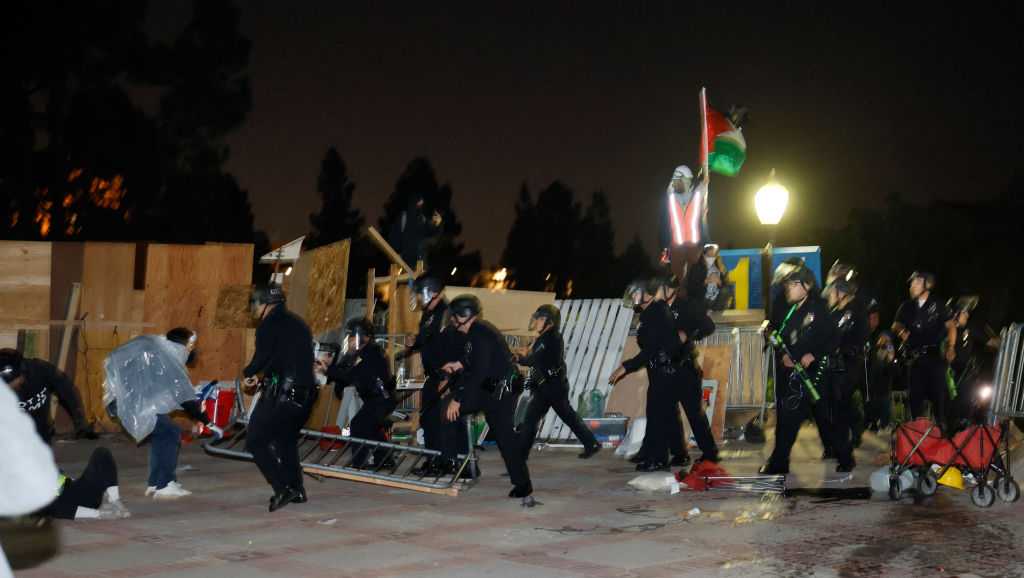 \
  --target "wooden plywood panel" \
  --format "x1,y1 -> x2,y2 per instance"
49,242 -> 84,365
605,336 -> 648,419
0,241 -> 52,325
441,286 -> 555,335
76,242 -> 140,428
214,284 -> 254,329
699,344 -> 733,443
144,243 -> 253,383
286,240 -> 349,336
